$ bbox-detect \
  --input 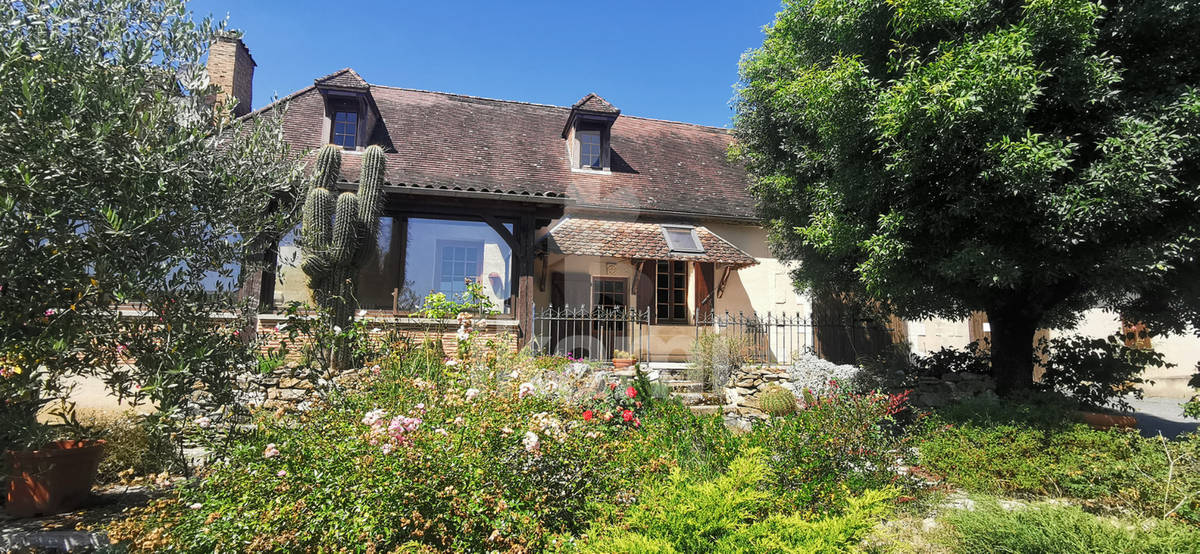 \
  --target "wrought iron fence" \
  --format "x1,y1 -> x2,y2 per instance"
695,311 -> 816,365
530,305 -> 896,365
530,304 -> 649,362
